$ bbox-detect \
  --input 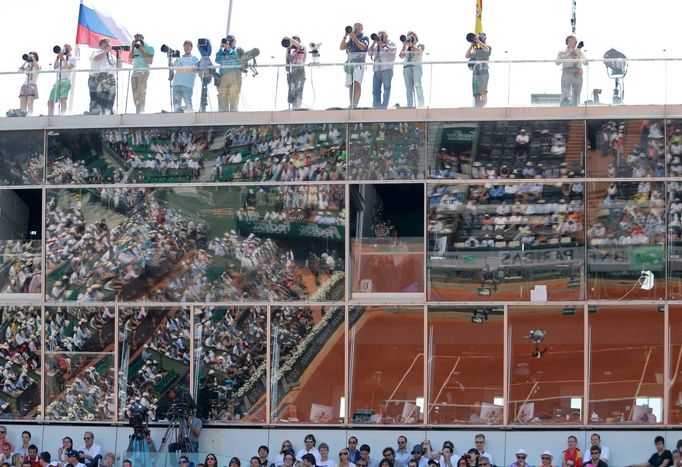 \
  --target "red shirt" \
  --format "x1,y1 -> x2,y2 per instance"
563,448 -> 582,467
